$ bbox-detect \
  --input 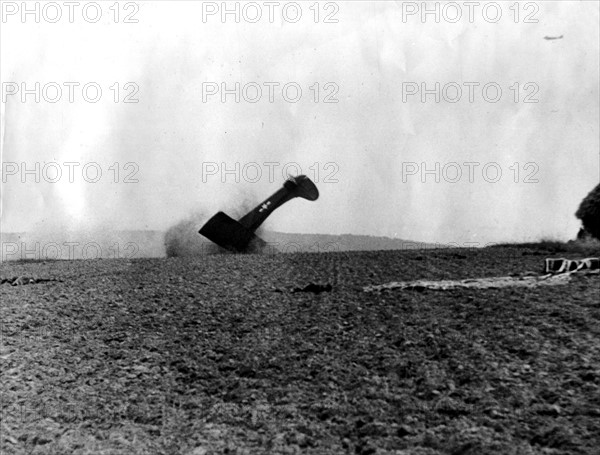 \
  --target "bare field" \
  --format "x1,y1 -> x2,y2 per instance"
1,246 -> 599,455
